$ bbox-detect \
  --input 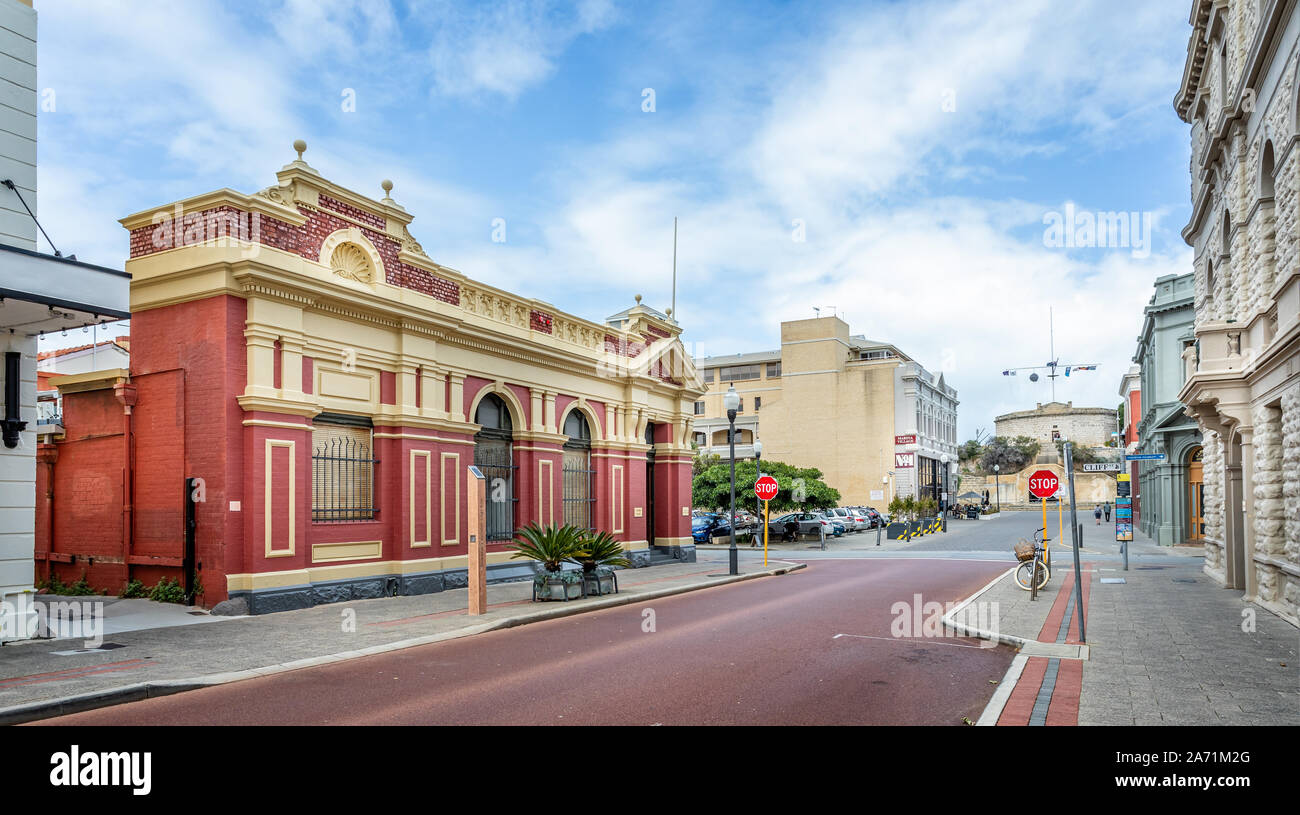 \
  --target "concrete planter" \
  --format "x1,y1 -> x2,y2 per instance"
581,567 -> 619,597
532,571 -> 583,601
